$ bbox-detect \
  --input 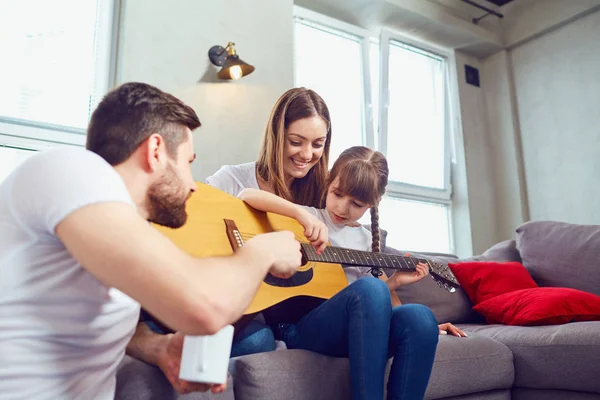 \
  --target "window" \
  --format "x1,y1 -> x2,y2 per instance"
385,41 -> 446,189
294,7 -> 454,253
0,0 -> 116,146
293,12 -> 369,164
